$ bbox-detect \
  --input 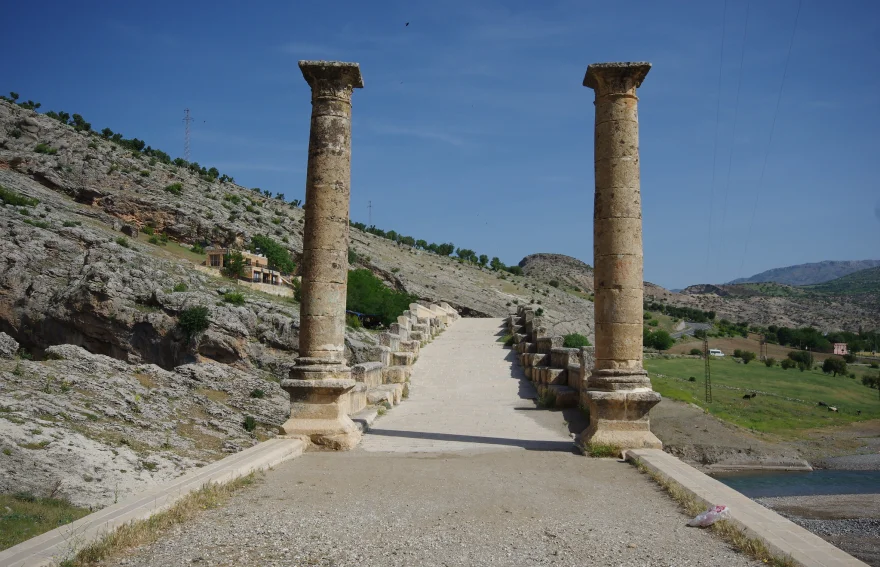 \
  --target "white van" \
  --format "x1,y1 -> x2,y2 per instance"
708,349 -> 725,357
